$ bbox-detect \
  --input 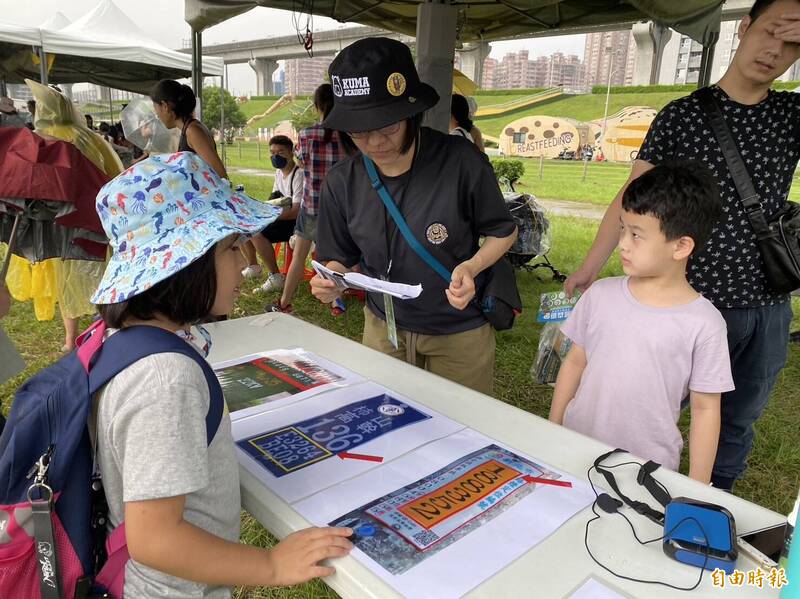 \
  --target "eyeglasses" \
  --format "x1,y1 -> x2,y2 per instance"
348,121 -> 402,139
